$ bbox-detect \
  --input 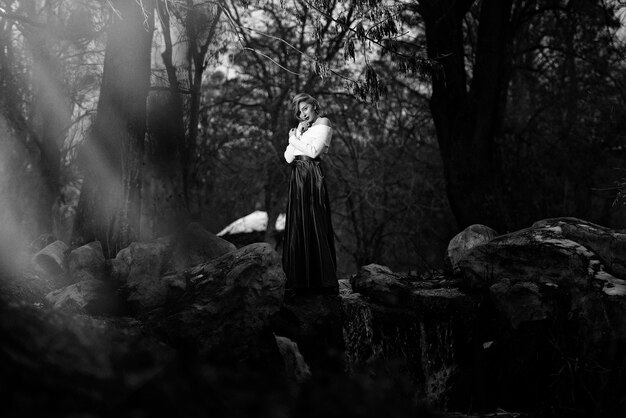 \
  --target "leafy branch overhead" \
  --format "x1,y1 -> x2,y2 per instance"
302,0 -> 439,100
163,0 -> 438,101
